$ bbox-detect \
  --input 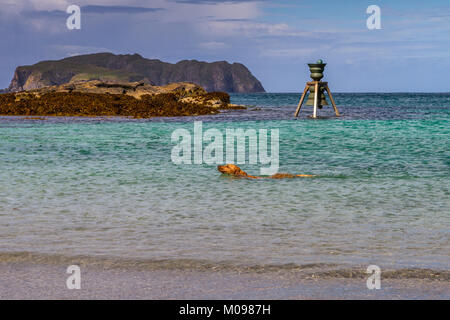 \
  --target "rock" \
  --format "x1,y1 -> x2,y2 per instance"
0,80 -> 246,118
